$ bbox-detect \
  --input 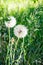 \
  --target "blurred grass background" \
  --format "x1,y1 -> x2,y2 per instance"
0,0 -> 43,65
